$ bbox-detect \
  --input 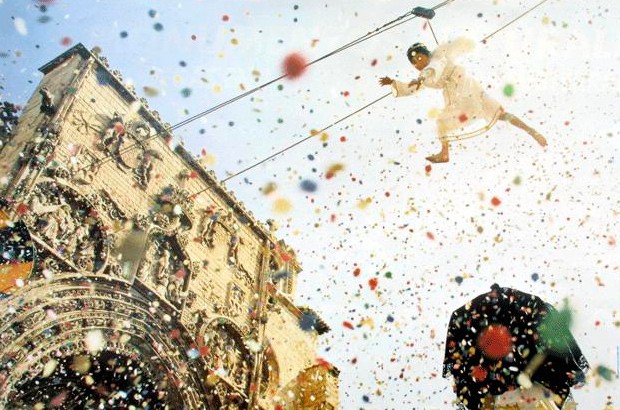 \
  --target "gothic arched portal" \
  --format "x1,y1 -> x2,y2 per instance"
0,273 -> 219,409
